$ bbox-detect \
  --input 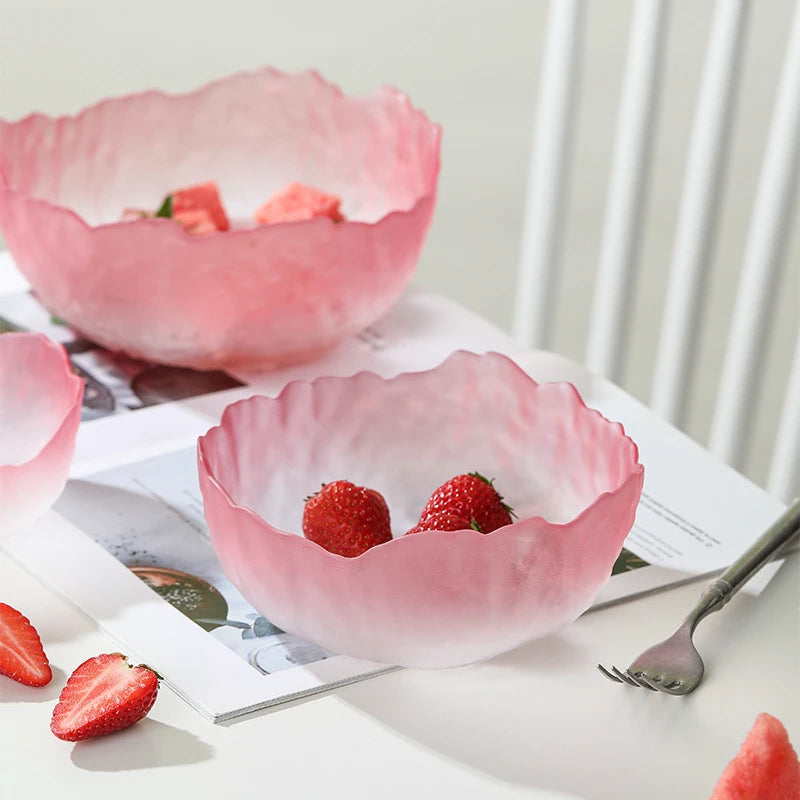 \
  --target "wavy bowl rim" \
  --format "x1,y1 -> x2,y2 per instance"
0,66 -> 443,238
0,331 -> 84,470
196,350 -> 645,563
